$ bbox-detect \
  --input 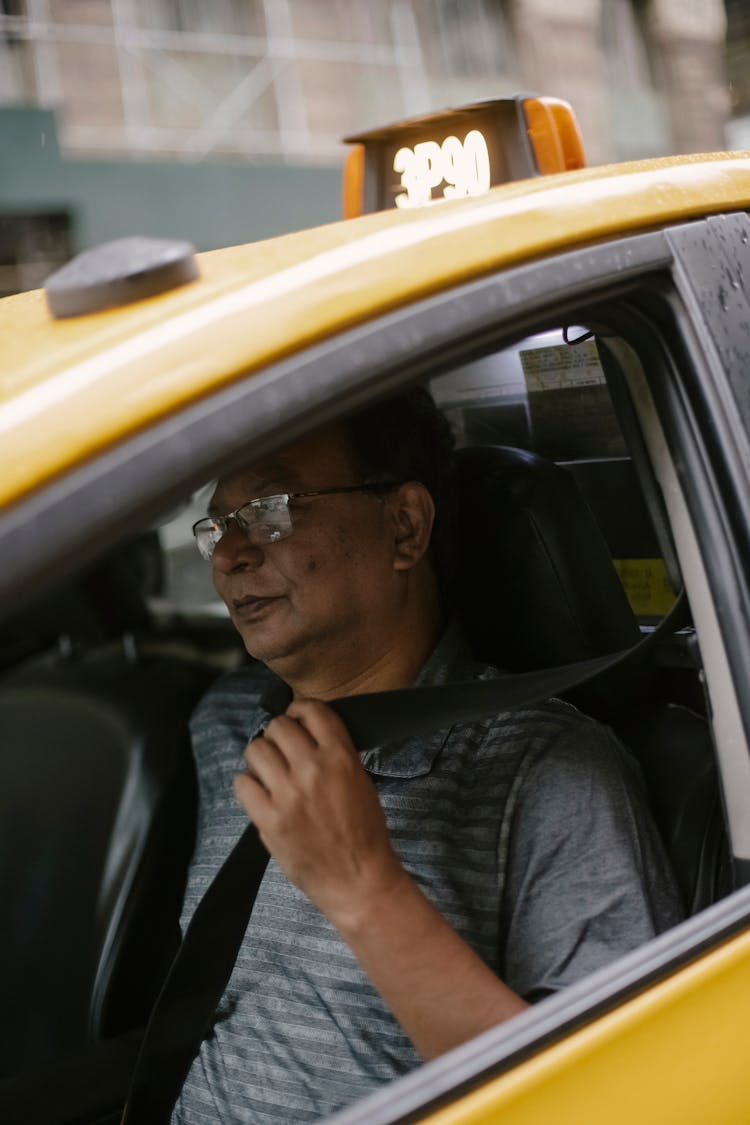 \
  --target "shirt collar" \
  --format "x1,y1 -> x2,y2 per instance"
255,620 -> 482,779
359,619 -> 481,779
